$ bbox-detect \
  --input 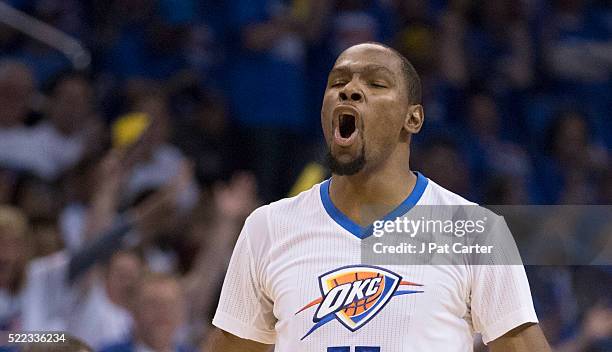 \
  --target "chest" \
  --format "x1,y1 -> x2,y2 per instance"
263,230 -> 472,340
